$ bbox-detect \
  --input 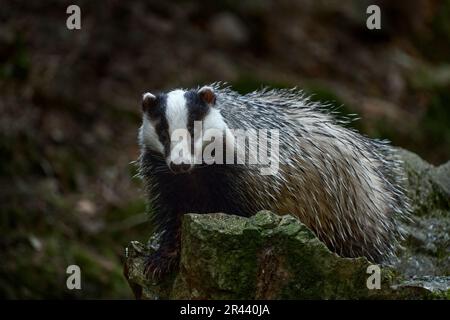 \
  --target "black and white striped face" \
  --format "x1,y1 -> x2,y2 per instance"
139,86 -> 228,174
